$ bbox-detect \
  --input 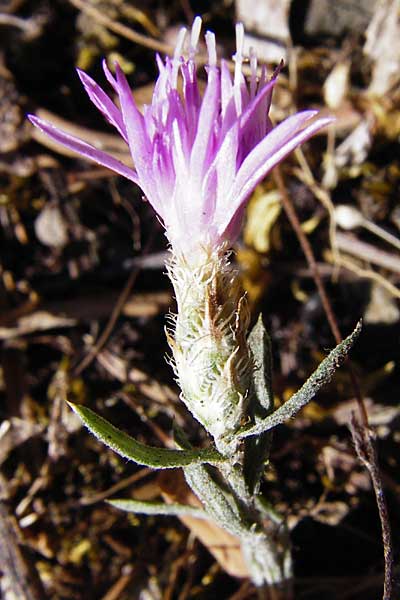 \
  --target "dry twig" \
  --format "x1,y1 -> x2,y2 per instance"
68,0 -> 174,55
349,416 -> 394,600
72,229 -> 156,376
273,165 -> 394,600
72,266 -> 140,376
0,479 -> 47,600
